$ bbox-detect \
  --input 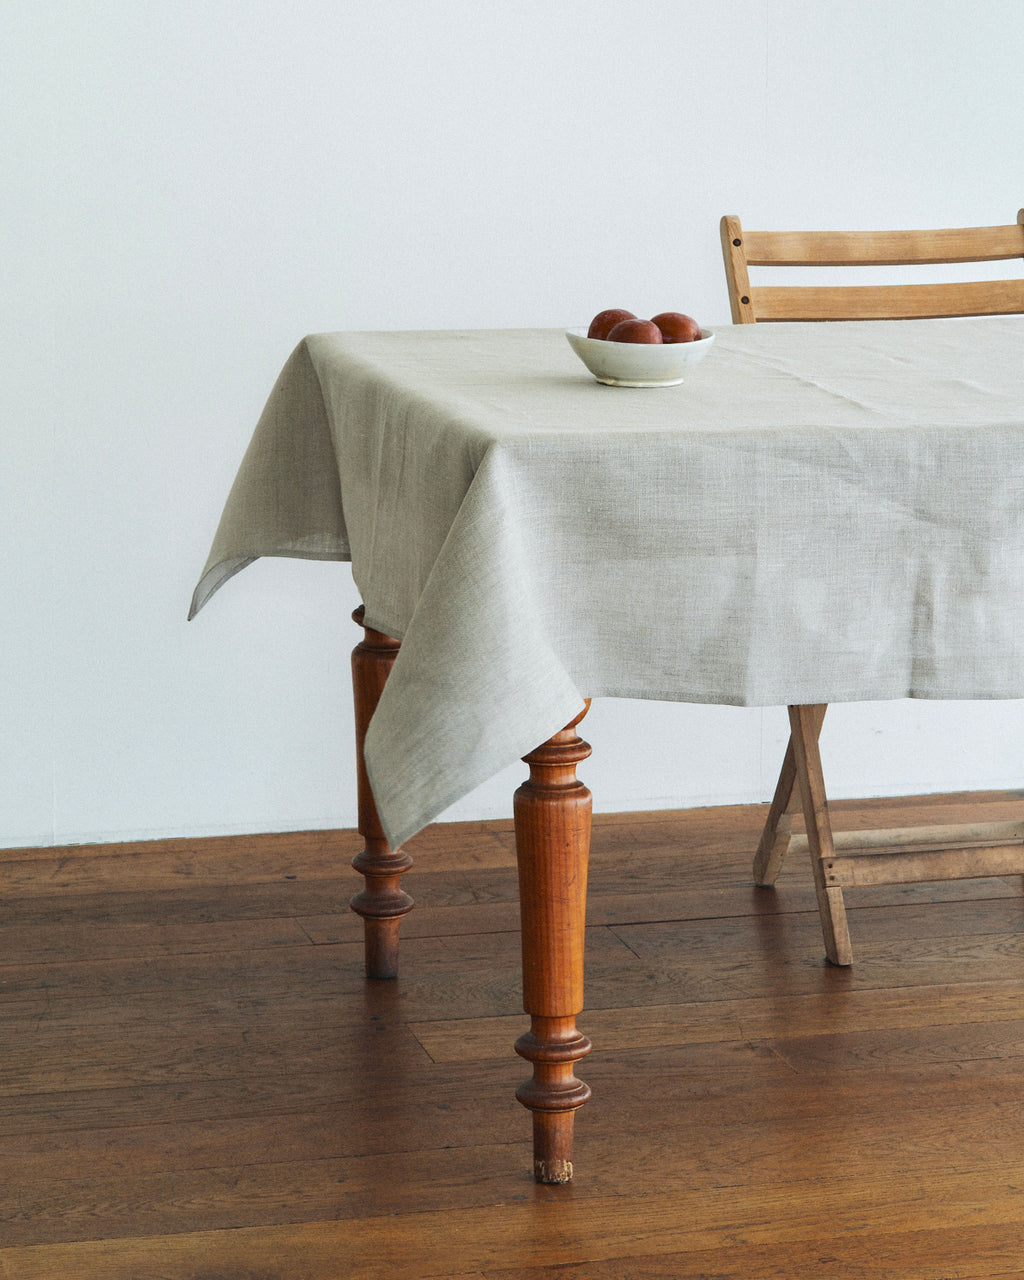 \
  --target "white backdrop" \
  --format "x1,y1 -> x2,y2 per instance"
5,0 -> 1024,848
